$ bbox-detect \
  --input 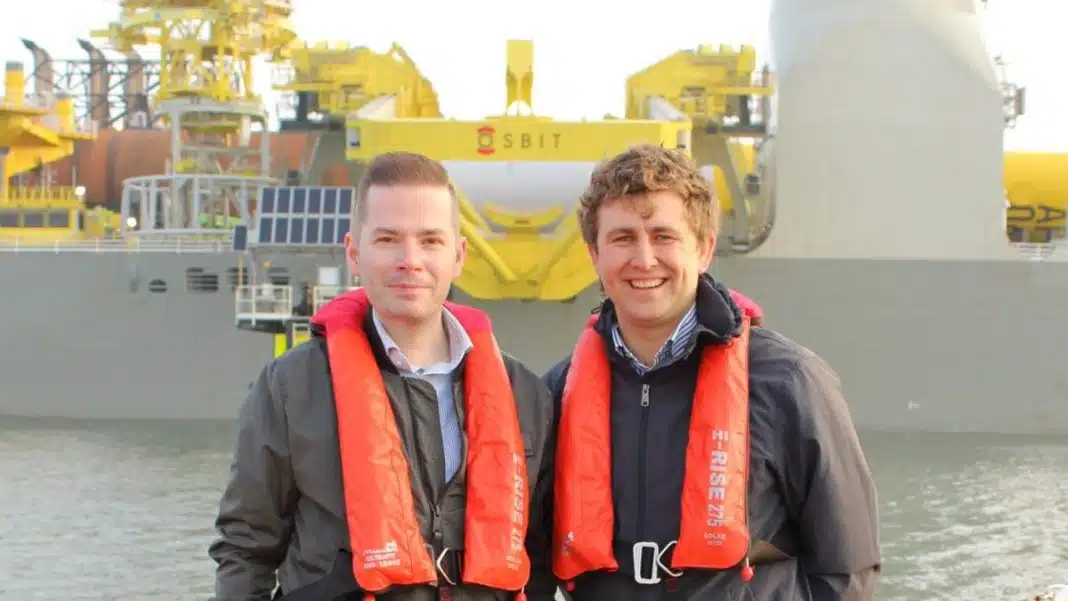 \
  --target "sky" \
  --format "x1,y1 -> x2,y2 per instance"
0,0 -> 1062,151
